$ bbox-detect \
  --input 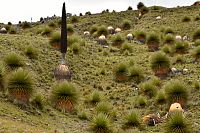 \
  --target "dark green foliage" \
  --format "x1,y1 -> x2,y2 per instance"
90,113 -> 112,133
9,27 -> 17,34
25,46 -> 38,59
124,111 -> 141,128
137,2 -> 145,10
127,6 -> 133,10
85,11 -> 91,15
164,80 -> 189,106
22,21 -> 31,29
7,68 -> 34,103
165,112 -> 192,133
140,82 -> 157,98
122,19 -> 131,30
193,29 -> 200,41
8,22 -> 12,25
4,53 -> 24,69
182,16 -> 191,22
